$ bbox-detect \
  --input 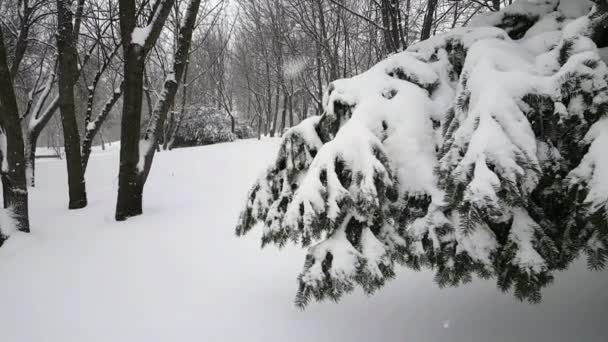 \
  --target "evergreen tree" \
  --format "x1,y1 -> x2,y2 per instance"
237,0 -> 608,307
